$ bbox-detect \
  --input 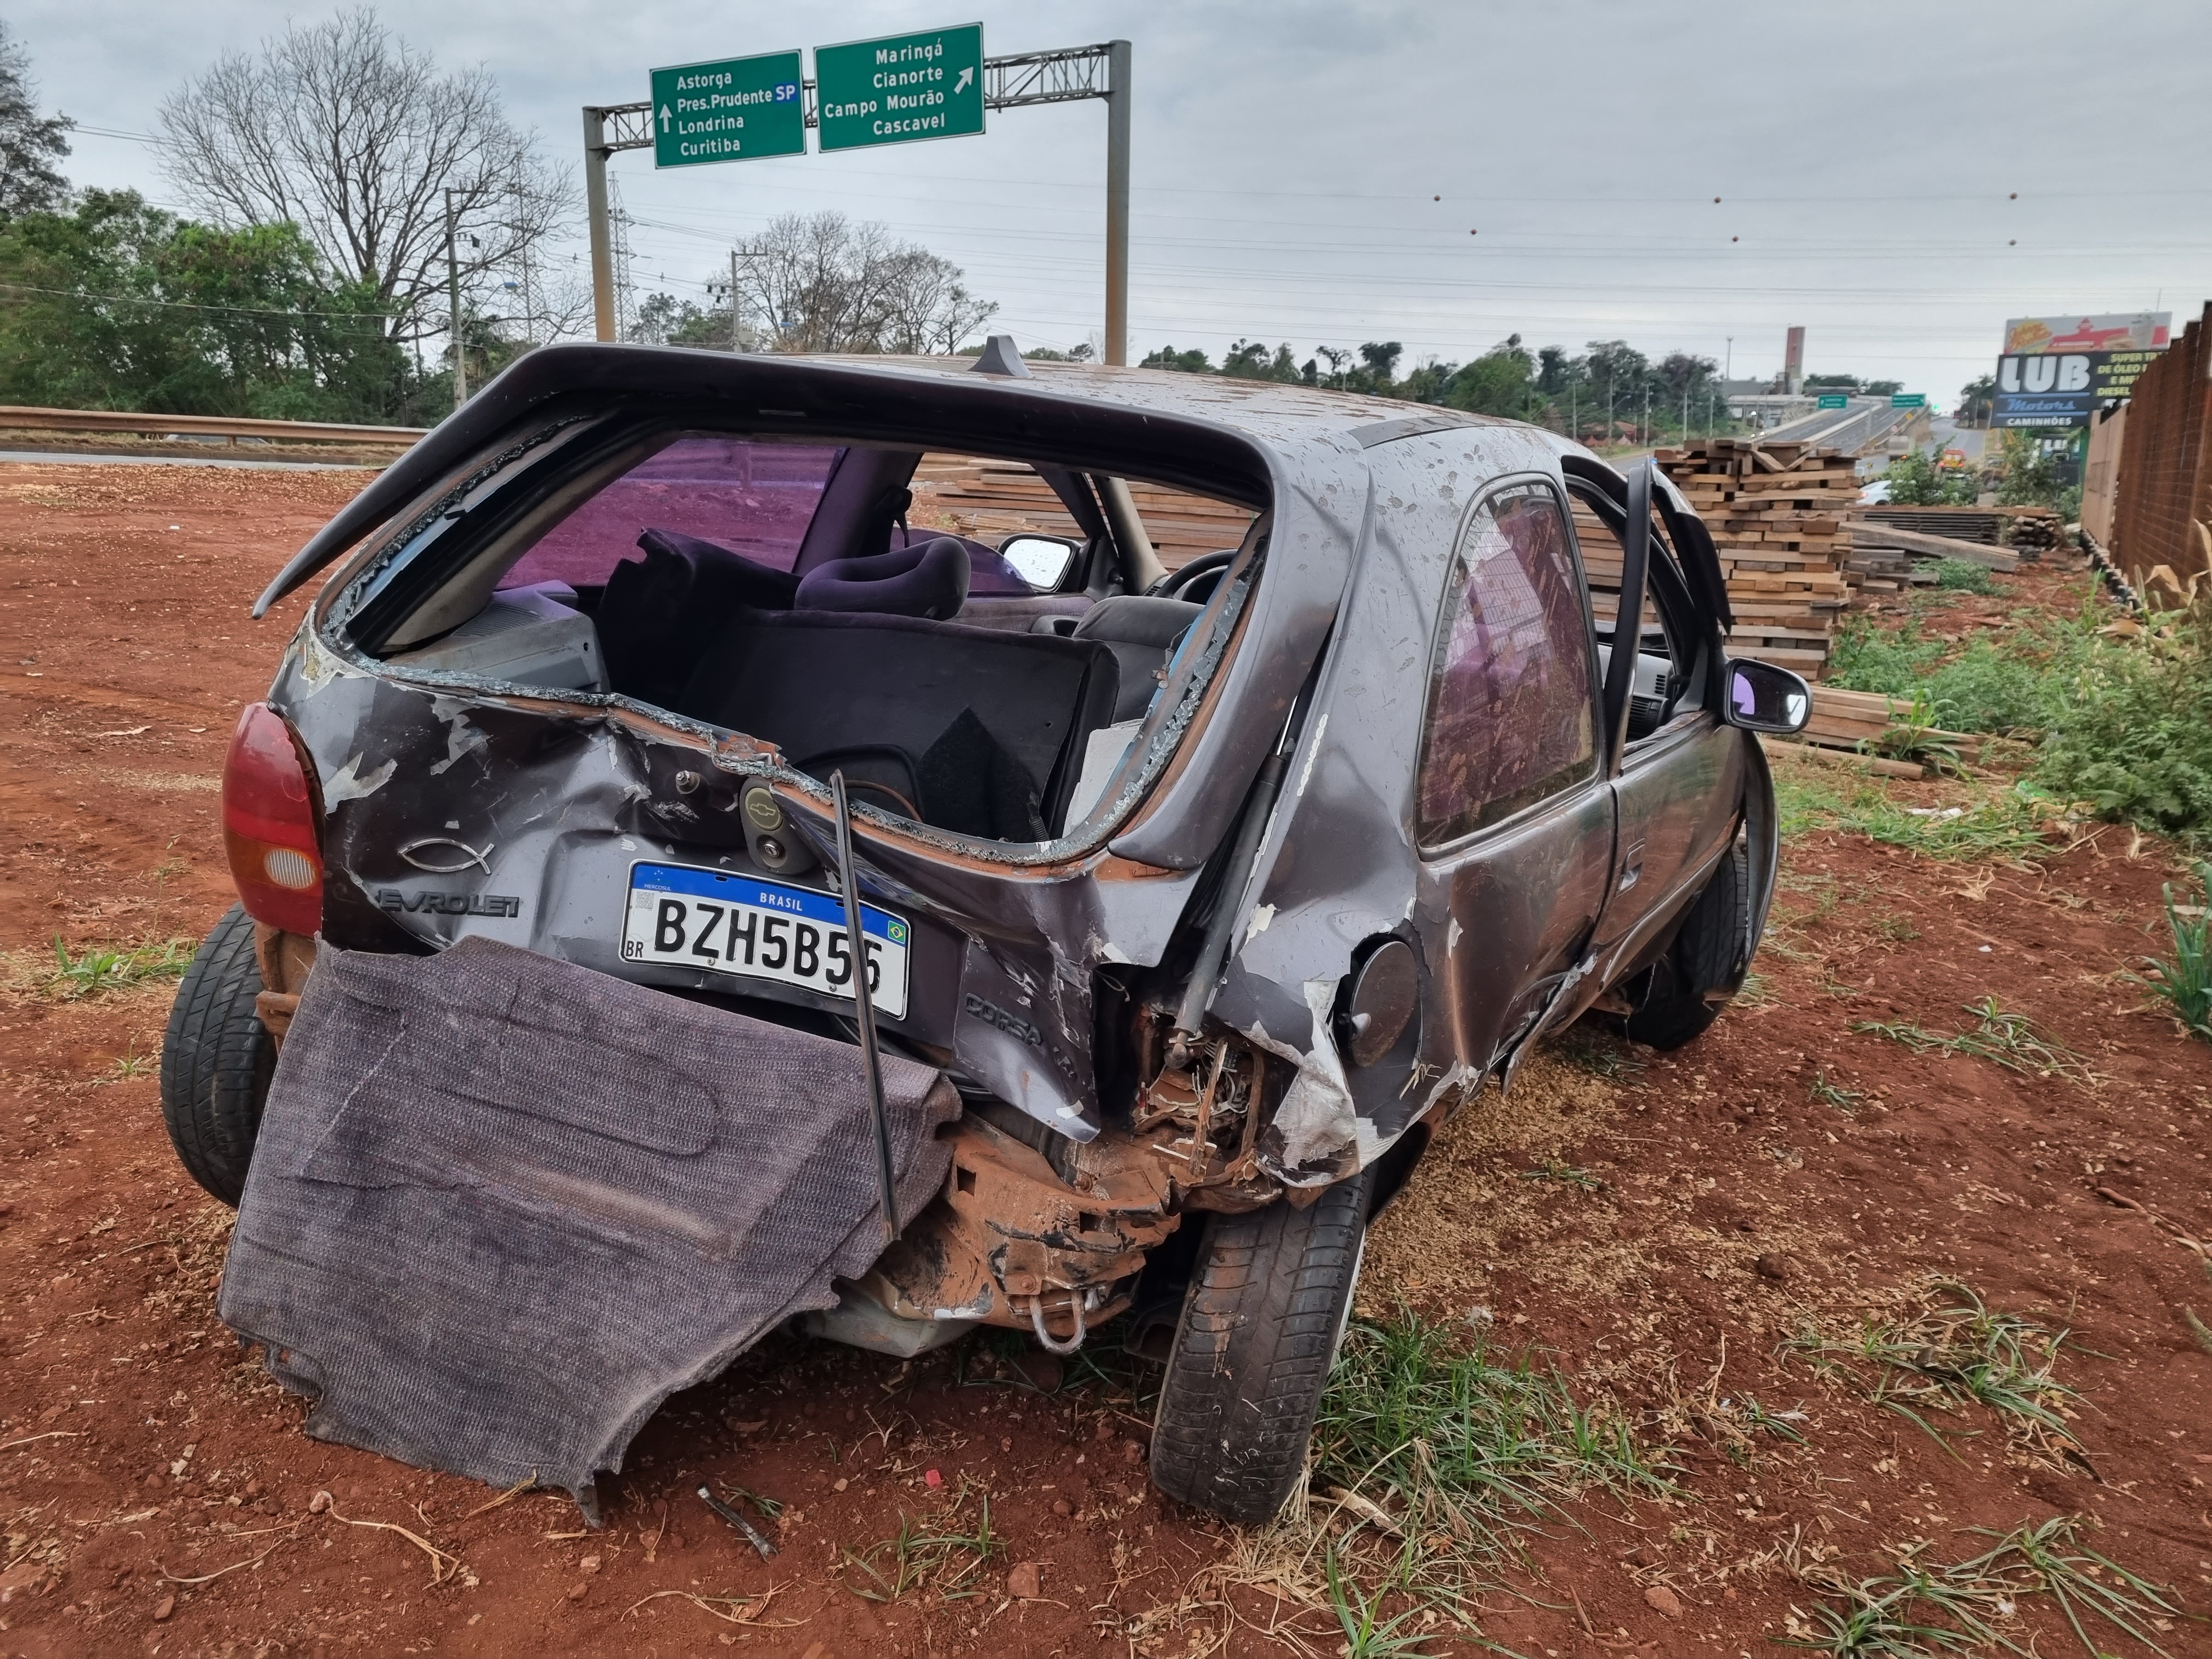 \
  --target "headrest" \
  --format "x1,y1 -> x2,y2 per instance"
1071,594 -> 1203,648
795,535 -> 970,620
632,528 -> 800,610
